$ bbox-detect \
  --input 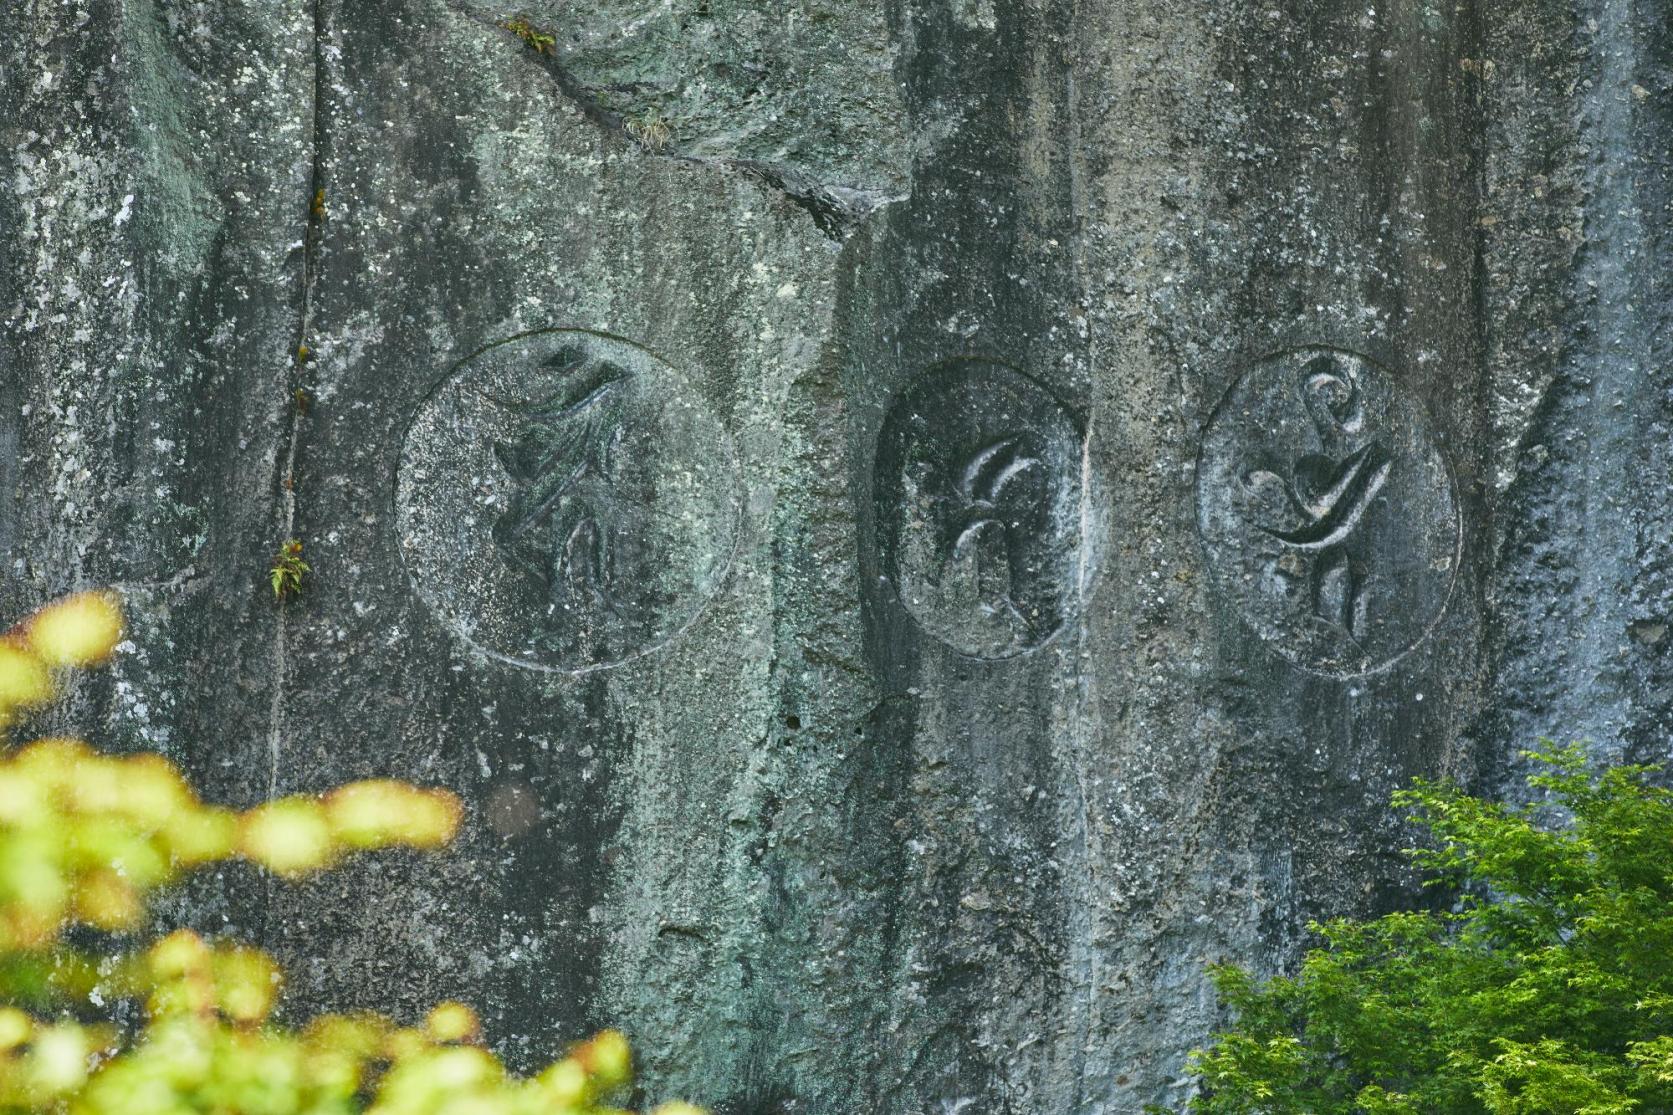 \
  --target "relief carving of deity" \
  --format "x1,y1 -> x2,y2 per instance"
487,349 -> 642,627
875,358 -> 1095,660
397,330 -> 739,673
1196,347 -> 1460,677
